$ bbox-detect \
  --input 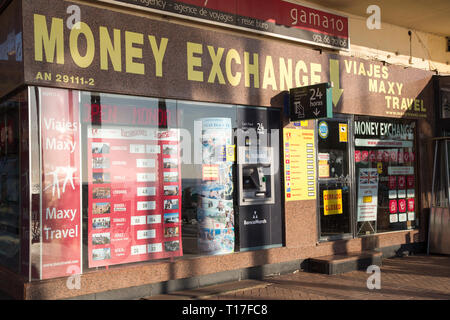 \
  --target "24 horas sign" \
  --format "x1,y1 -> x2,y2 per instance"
22,0 -> 434,119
